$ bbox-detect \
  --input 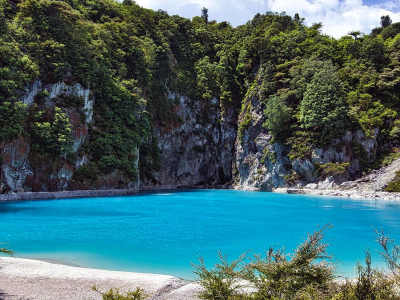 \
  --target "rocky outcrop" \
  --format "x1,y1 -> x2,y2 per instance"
1,137 -> 33,192
151,94 -> 237,186
234,94 -> 291,191
0,78 -> 395,195
274,156 -> 400,199
1,80 -> 140,193
233,86 -> 383,192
